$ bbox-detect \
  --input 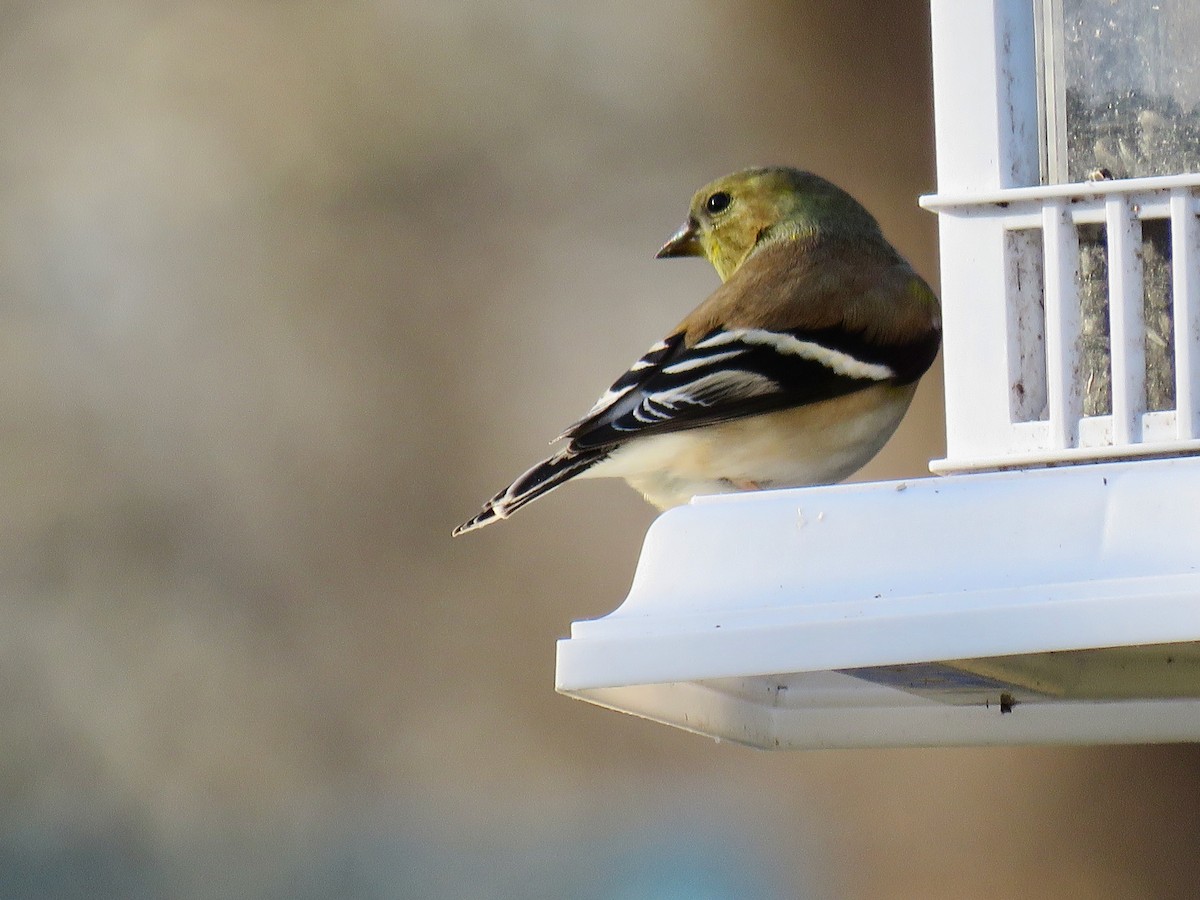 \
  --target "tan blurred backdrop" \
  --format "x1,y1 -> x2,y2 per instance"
1,1 -> 1198,898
